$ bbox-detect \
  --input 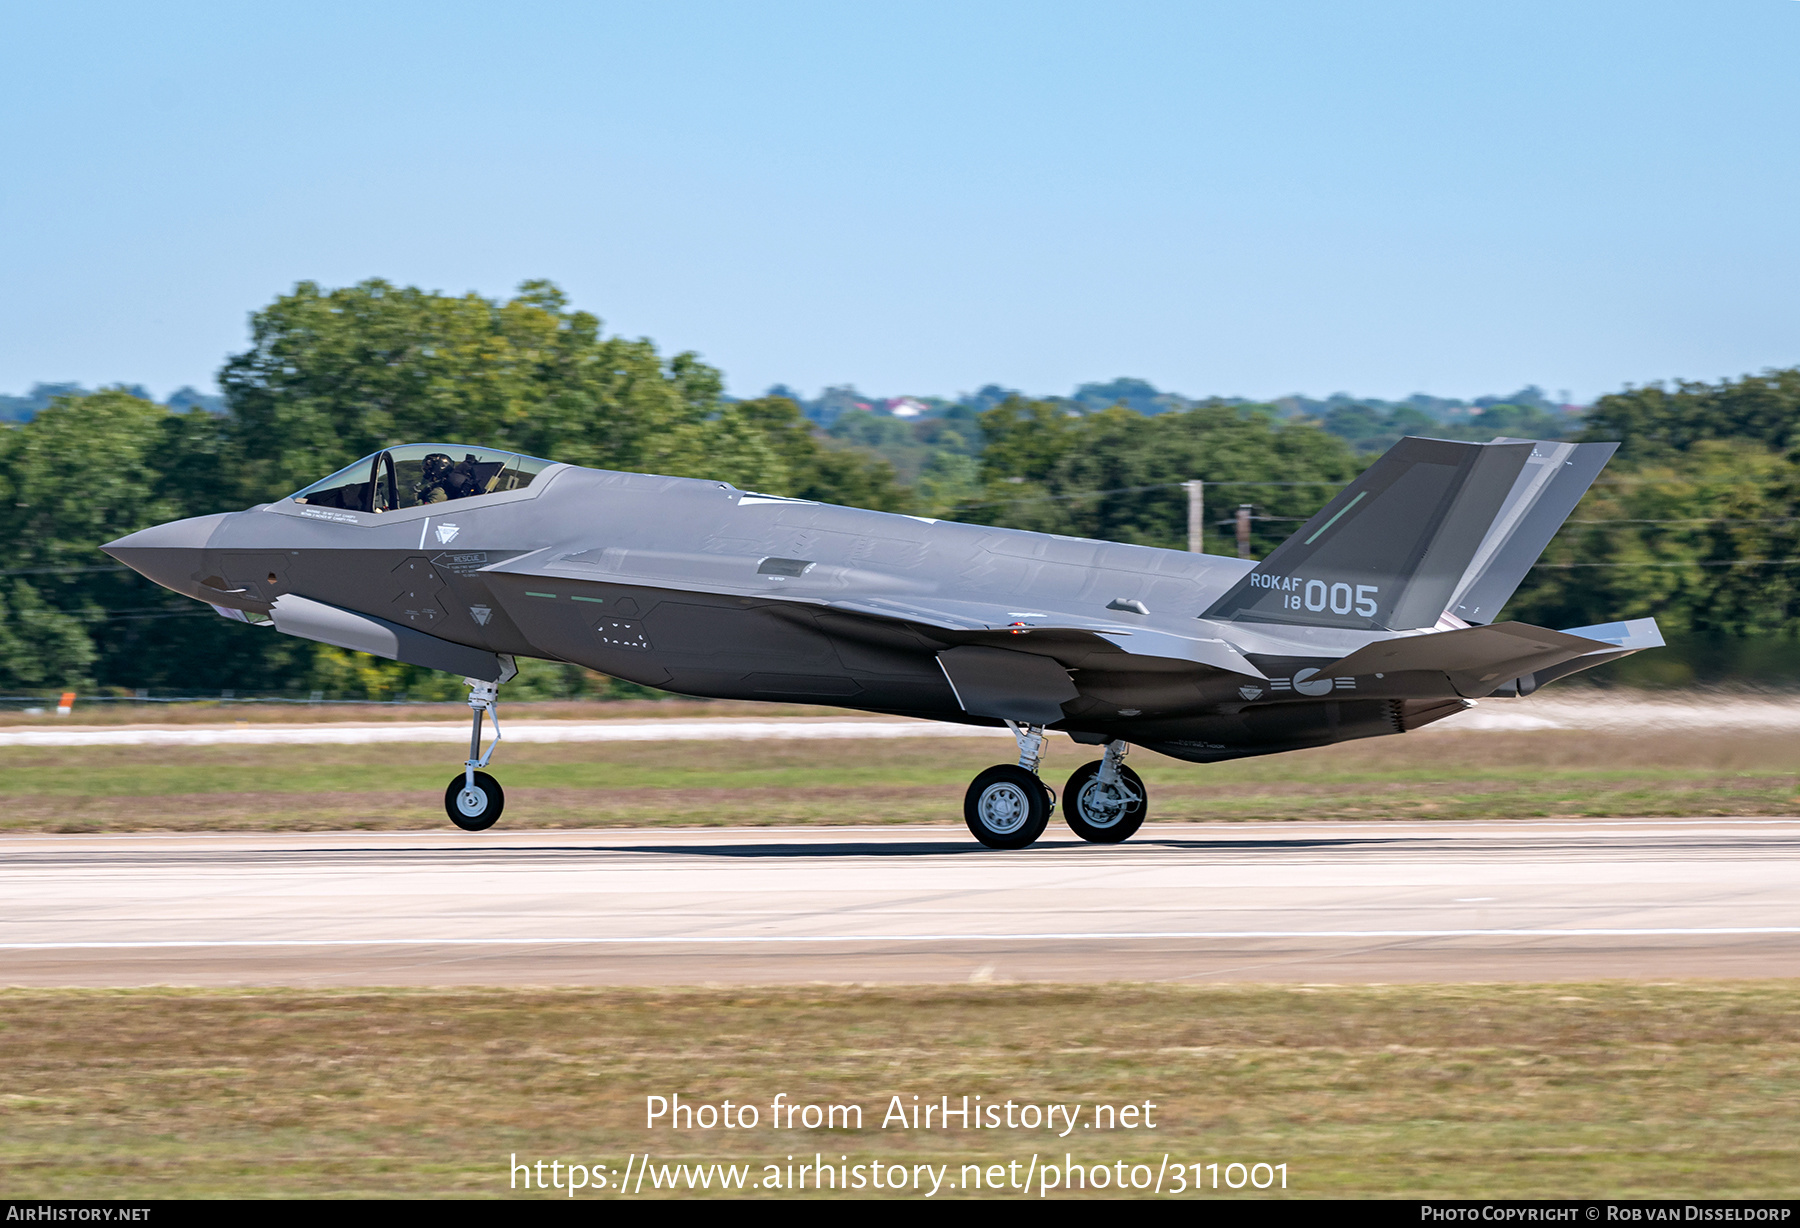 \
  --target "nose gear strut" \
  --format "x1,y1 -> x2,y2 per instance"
444,655 -> 515,832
